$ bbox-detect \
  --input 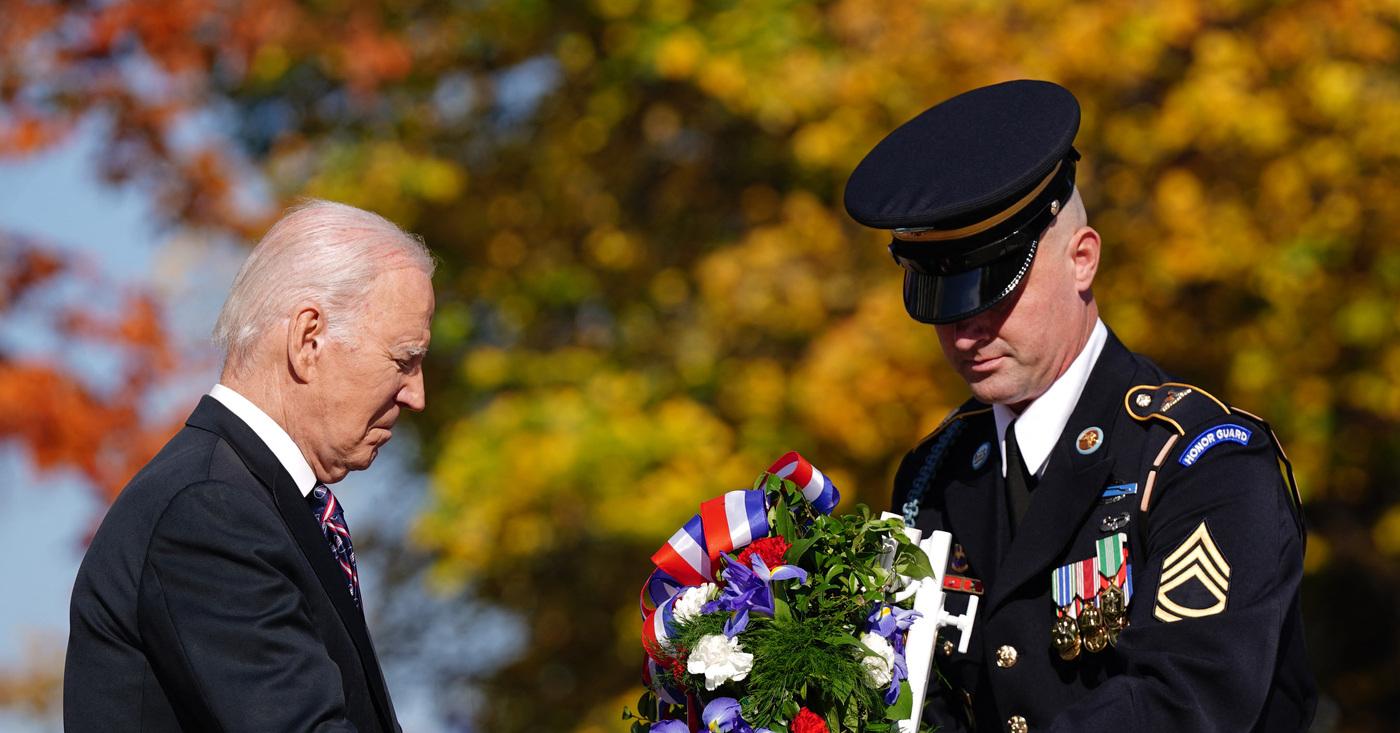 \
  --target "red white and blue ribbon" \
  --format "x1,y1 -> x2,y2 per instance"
650,514 -> 712,589
768,451 -> 840,515
640,452 -> 842,665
